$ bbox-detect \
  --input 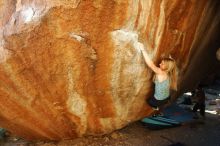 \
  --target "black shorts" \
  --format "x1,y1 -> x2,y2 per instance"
148,96 -> 170,108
